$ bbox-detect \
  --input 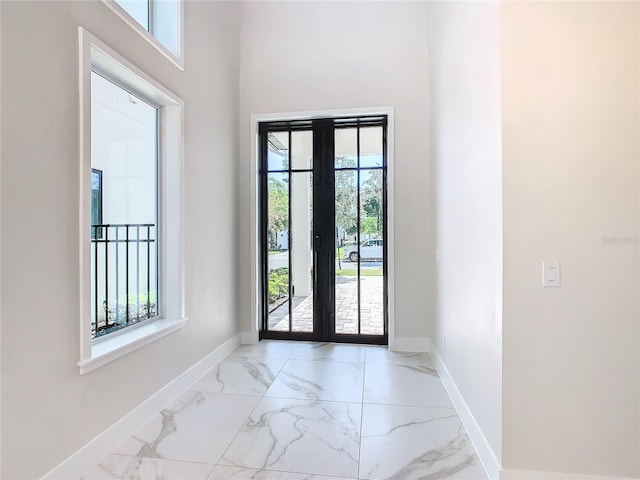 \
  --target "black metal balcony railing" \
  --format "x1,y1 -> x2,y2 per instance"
91,223 -> 157,339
